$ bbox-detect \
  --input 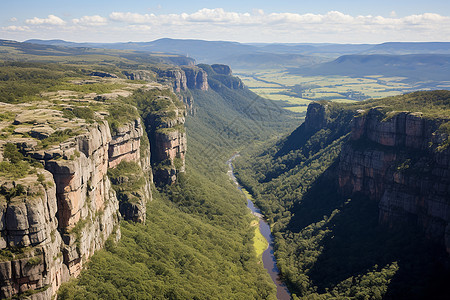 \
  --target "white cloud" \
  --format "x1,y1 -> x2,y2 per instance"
11,9 -> 450,43
186,8 -> 252,23
9,17 -> 18,22
108,9 -> 450,29
25,15 -> 66,26
1,25 -> 30,31
128,25 -> 152,31
72,15 -> 108,26
110,12 -> 157,23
